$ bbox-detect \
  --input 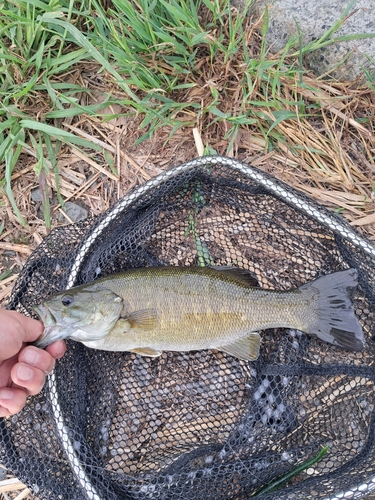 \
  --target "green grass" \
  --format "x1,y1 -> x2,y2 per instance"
0,0 -> 374,228
251,446 -> 329,497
